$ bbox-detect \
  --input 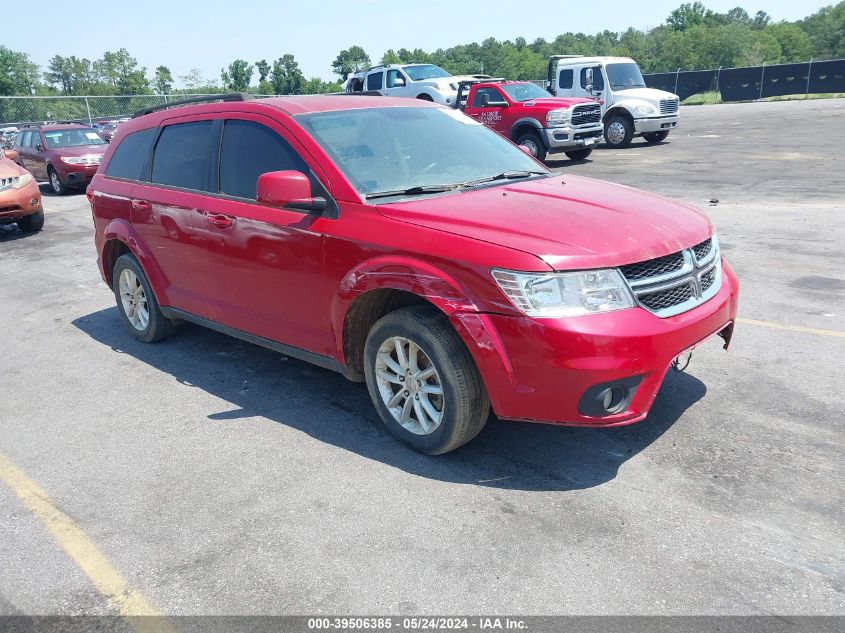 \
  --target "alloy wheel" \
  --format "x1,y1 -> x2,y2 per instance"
118,269 -> 149,331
